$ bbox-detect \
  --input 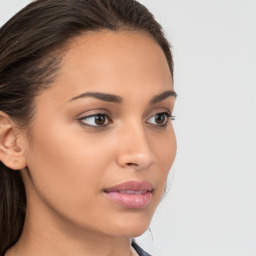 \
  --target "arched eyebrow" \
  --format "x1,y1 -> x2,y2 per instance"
68,90 -> 177,104
150,90 -> 177,104
69,92 -> 123,103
